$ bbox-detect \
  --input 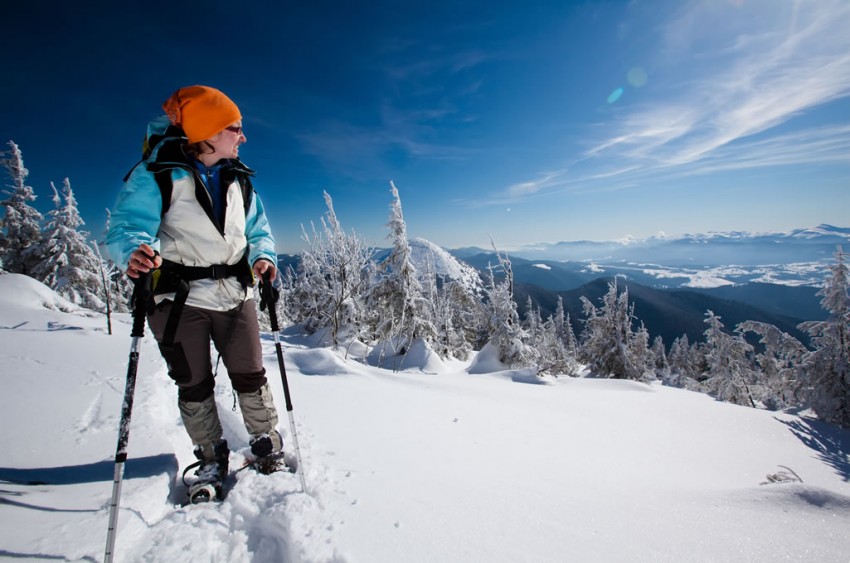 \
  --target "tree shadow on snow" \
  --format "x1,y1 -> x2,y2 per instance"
0,453 -> 178,486
777,415 -> 850,481
0,549 -> 96,562
509,369 -> 552,385
0,495 -> 99,514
